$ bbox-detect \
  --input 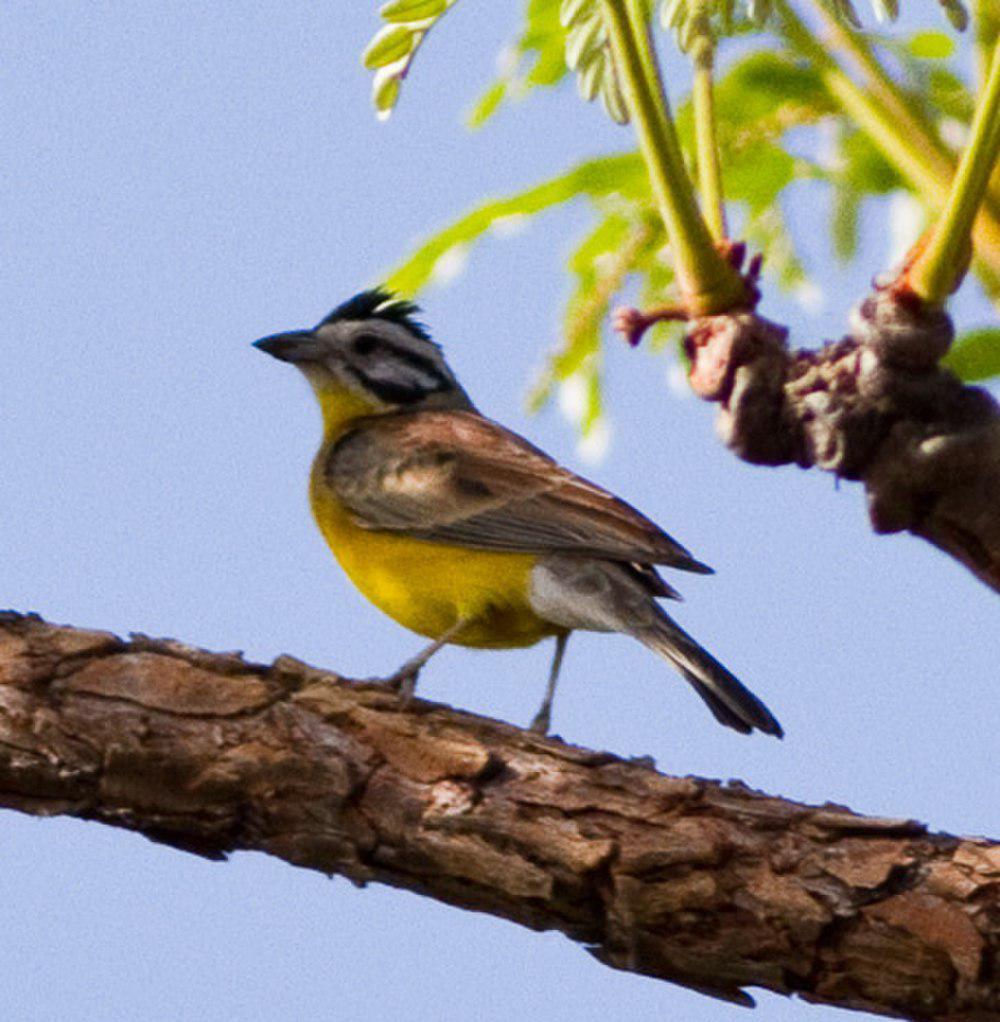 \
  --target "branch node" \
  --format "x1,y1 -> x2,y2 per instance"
850,286 -> 955,373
